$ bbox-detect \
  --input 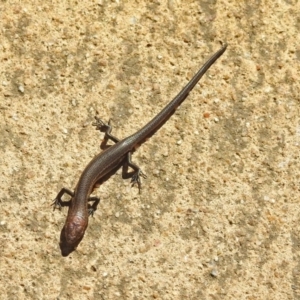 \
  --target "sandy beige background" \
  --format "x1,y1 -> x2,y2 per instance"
1,0 -> 299,299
